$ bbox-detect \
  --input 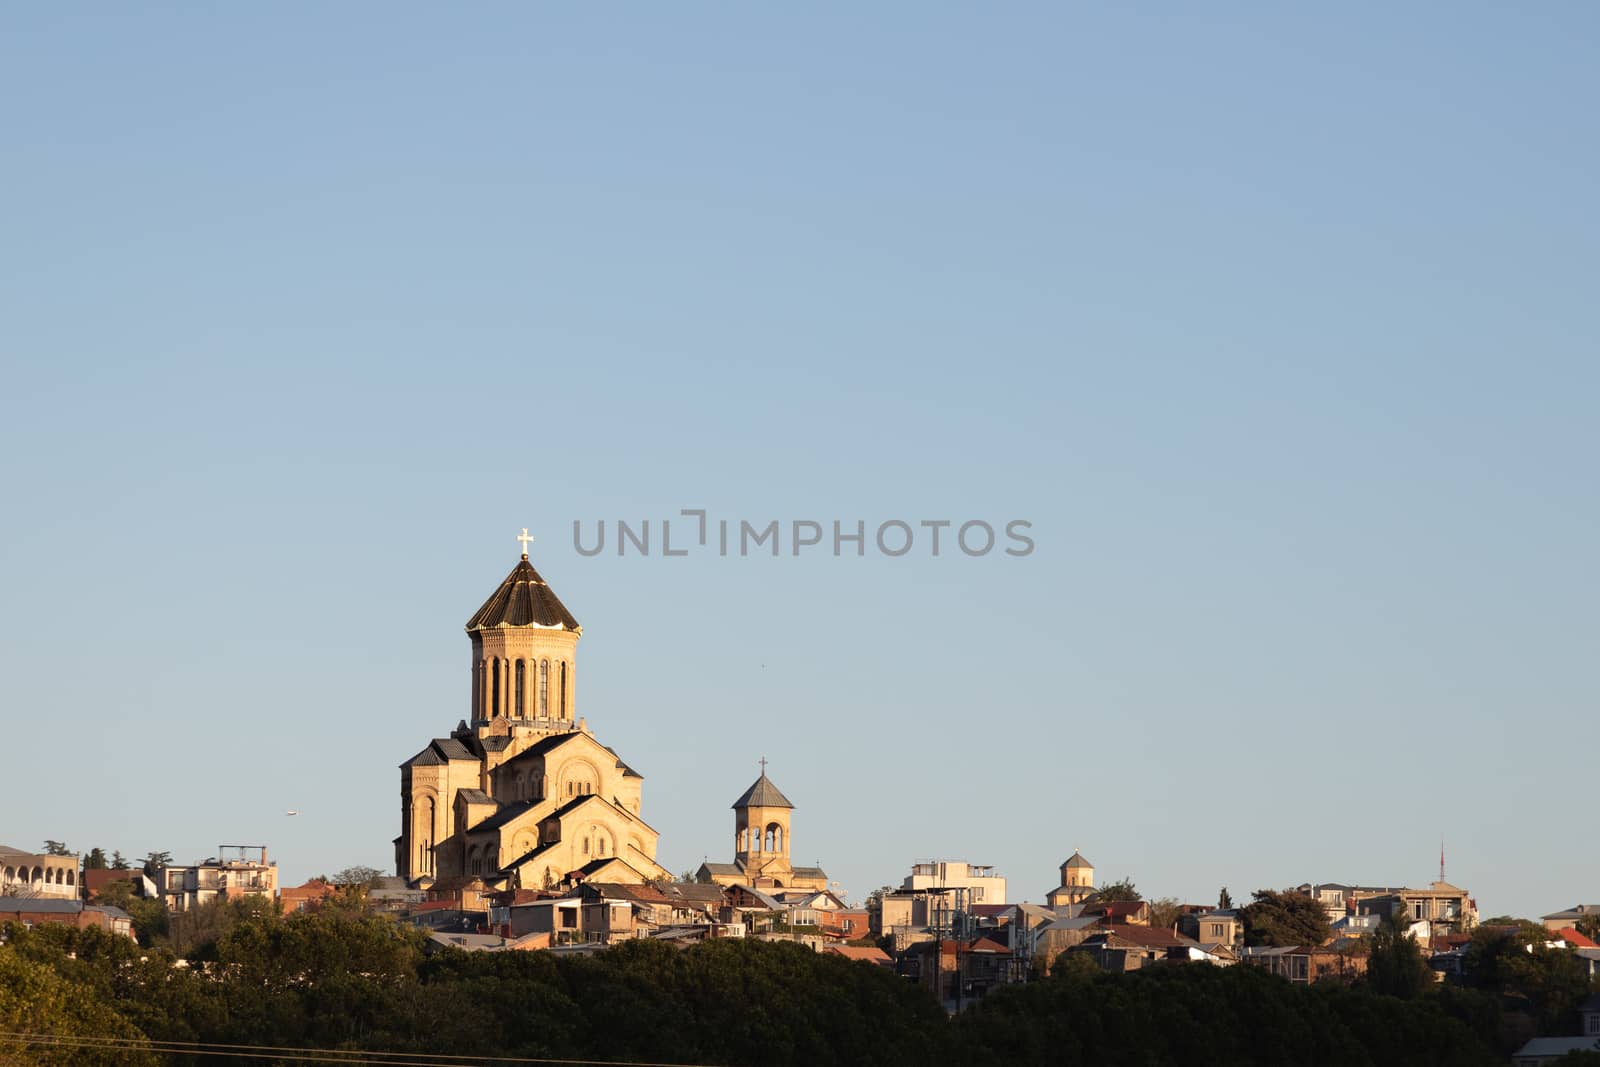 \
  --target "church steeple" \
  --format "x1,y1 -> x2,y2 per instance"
465,534 -> 582,728
734,760 -> 794,871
